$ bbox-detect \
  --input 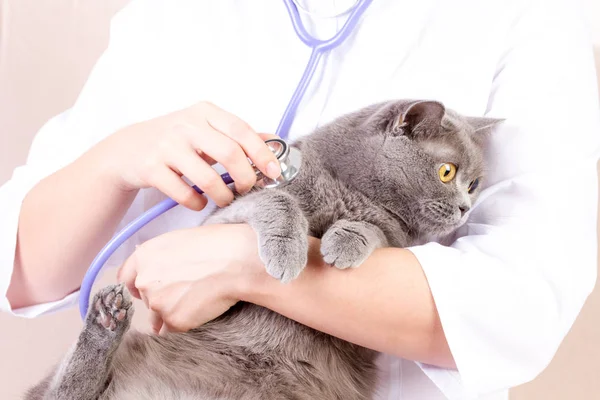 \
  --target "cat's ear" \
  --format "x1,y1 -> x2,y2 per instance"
465,116 -> 504,147
391,100 -> 446,139
466,116 -> 505,133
